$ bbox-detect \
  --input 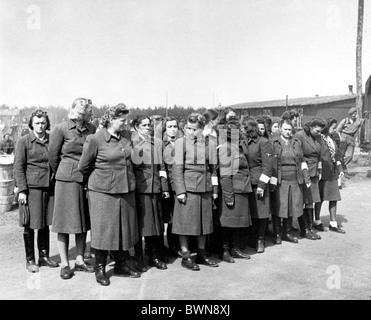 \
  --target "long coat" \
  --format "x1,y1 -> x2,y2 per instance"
217,138 -> 252,228
14,131 -> 54,229
172,135 -> 218,235
78,128 -> 138,250
242,135 -> 273,219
